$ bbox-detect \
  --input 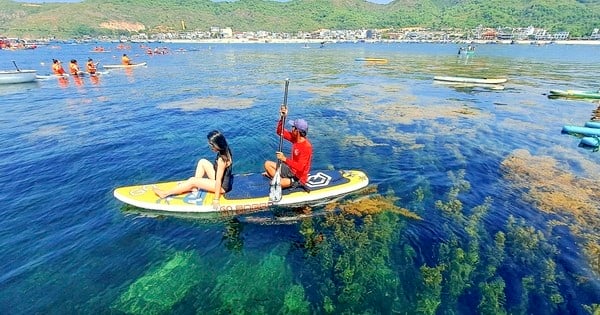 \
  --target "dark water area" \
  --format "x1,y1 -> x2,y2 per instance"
1,42 -> 599,314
